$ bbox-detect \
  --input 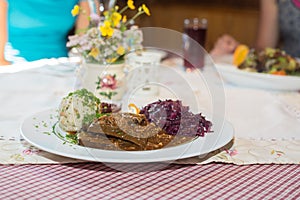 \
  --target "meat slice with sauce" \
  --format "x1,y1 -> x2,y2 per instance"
78,113 -> 195,151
